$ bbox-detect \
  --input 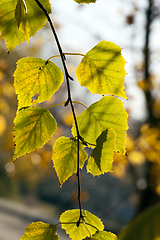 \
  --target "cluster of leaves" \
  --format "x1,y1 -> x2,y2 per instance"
21,210 -> 117,240
0,0 -> 128,239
